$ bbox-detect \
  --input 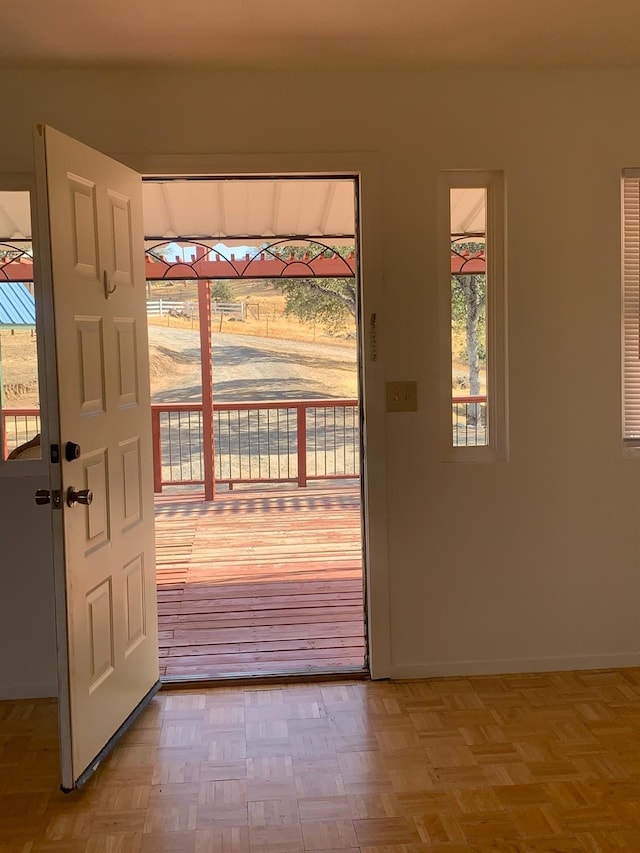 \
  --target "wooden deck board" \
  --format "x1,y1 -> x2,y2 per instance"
154,484 -> 366,678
